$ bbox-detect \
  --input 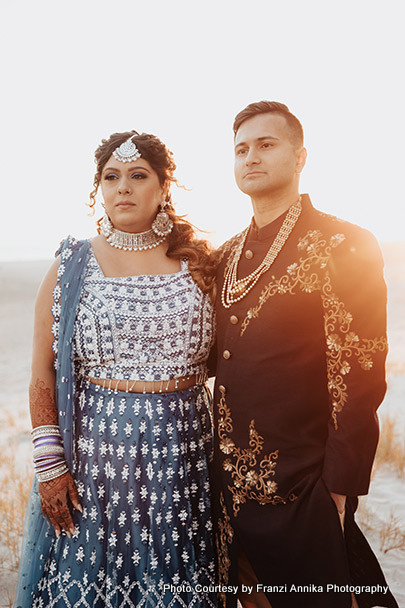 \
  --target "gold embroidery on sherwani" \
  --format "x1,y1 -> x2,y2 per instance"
237,229 -> 387,429
240,230 -> 337,335
217,232 -> 244,269
217,390 -> 297,517
215,492 -> 234,606
321,272 -> 387,430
